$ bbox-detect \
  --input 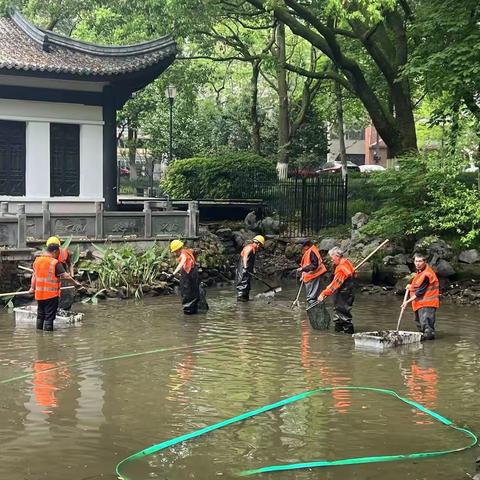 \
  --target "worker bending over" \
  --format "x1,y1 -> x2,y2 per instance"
169,240 -> 203,314
318,247 -> 356,334
297,239 -> 327,307
235,235 -> 265,301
